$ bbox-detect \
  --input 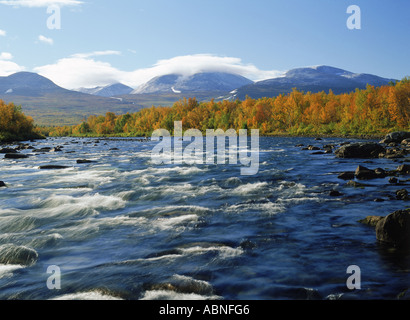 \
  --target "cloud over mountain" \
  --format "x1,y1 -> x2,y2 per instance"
34,53 -> 284,89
